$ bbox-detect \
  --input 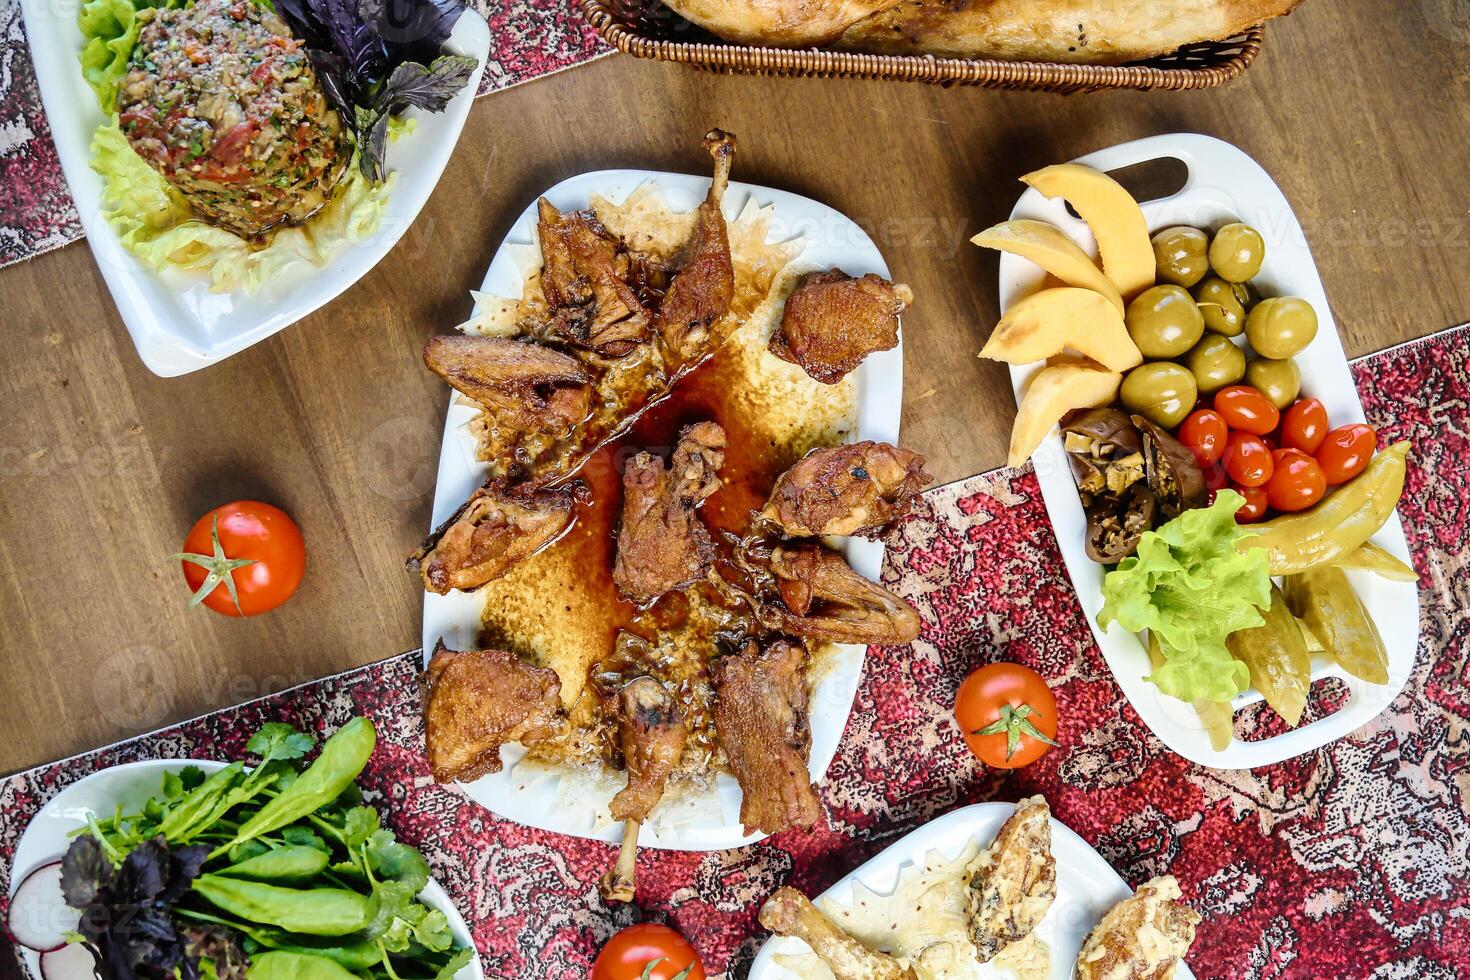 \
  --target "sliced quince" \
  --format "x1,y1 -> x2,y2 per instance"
972,219 -> 1124,314
1008,362 -> 1122,468
980,287 -> 1142,373
1020,163 -> 1155,299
